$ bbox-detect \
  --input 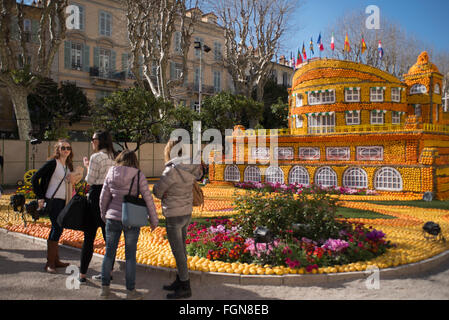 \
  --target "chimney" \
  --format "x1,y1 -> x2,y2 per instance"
279,55 -> 286,65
